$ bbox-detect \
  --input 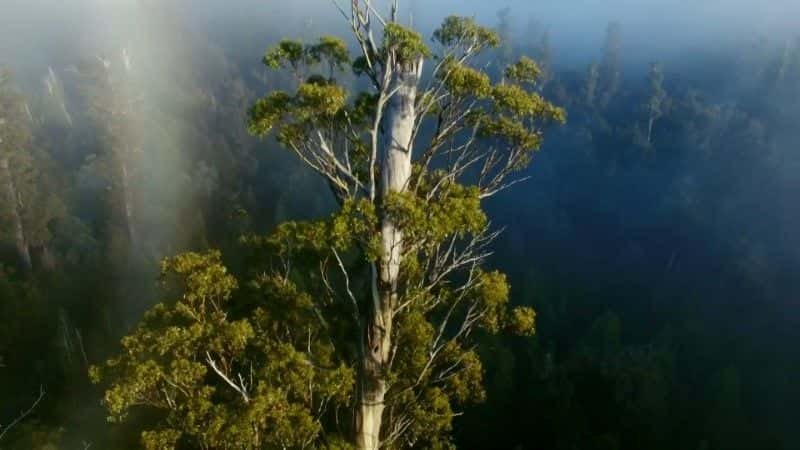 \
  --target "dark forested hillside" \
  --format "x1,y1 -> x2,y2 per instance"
1,1 -> 799,449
